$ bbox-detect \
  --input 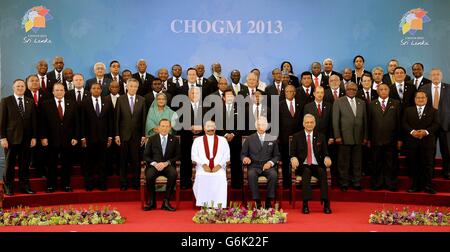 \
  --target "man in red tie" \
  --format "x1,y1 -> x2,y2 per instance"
298,71 -> 315,104
36,60 -> 49,92
290,114 -> 332,214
